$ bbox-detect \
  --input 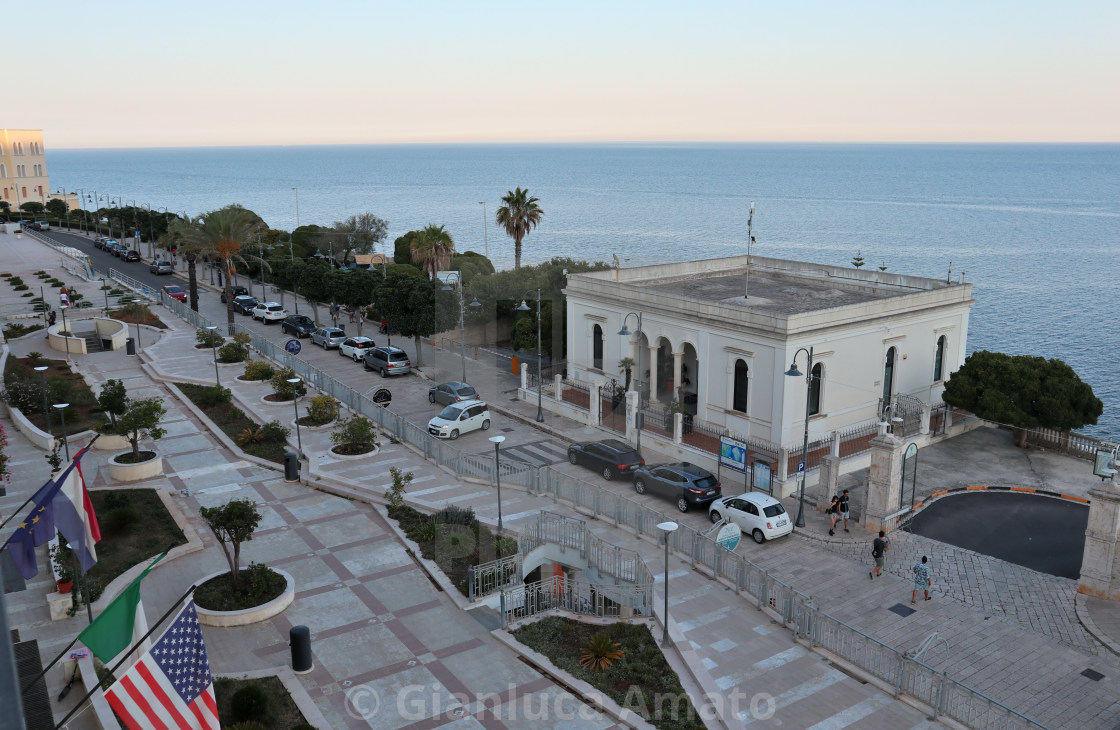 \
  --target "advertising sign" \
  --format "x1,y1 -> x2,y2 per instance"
372,387 -> 392,407
751,460 -> 772,494
284,339 -> 302,355
1095,450 -> 1117,480
716,523 -> 741,552
719,435 -> 747,473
